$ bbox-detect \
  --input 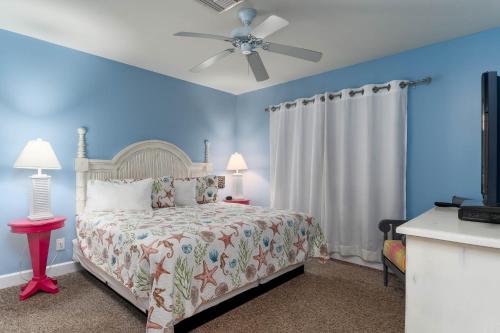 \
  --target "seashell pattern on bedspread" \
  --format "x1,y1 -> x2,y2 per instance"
76,203 -> 328,333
